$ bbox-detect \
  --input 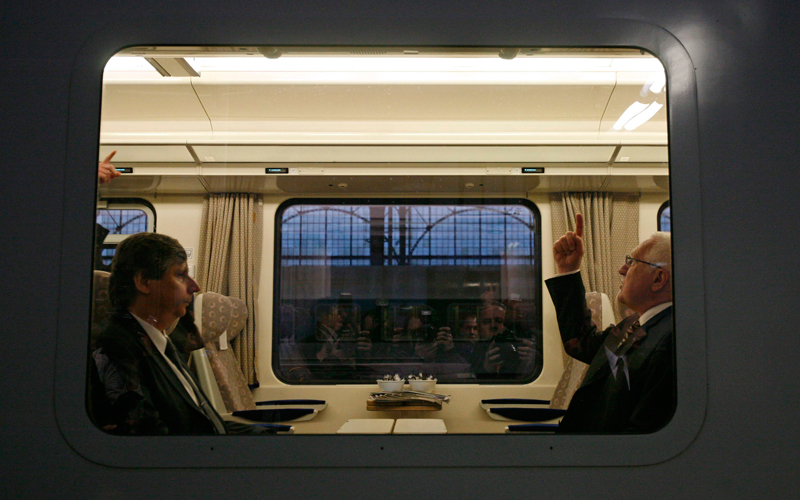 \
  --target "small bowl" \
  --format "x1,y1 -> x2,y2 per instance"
377,379 -> 405,392
408,379 -> 437,393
